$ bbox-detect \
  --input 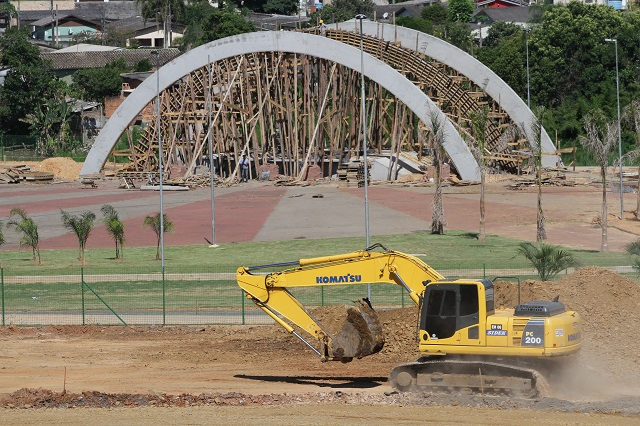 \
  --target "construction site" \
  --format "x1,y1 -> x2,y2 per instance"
1,24 -> 640,425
